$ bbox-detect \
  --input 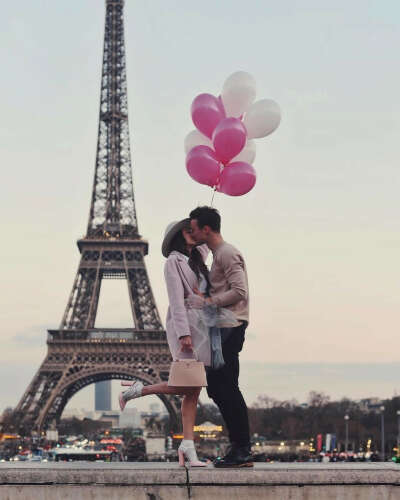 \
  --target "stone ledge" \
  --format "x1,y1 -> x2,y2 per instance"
189,463 -> 400,486
1,462 -> 400,486
0,462 -> 186,486
1,464 -> 400,500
